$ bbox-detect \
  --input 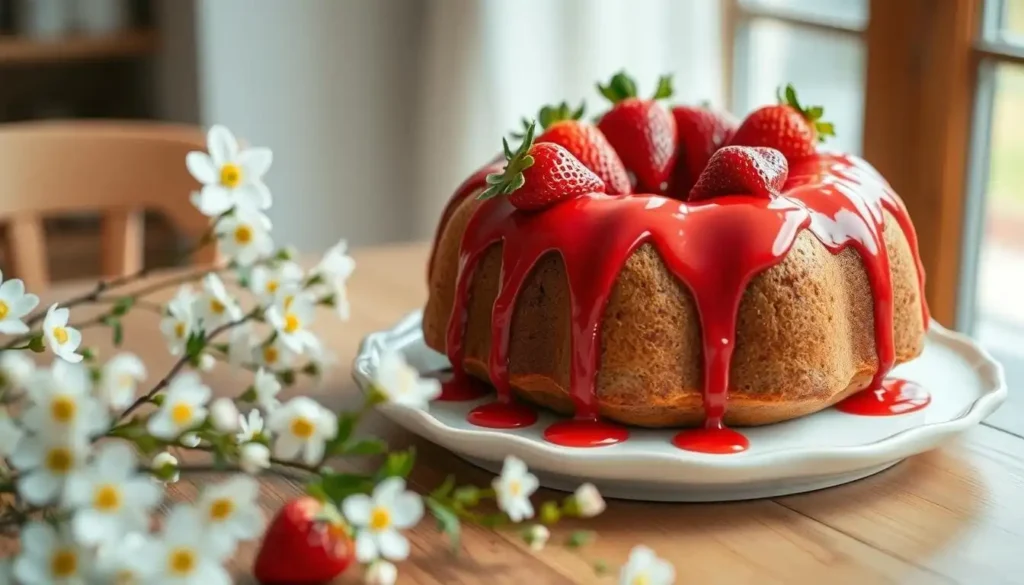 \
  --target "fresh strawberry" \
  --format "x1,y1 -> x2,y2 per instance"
254,497 -> 355,584
666,105 -> 738,199
688,146 -> 788,202
596,72 -> 677,193
479,121 -> 605,211
525,101 -> 631,195
728,84 -> 835,161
